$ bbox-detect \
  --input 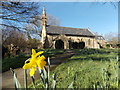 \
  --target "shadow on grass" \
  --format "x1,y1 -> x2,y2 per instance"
72,48 -> 118,55
69,57 -> 116,61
